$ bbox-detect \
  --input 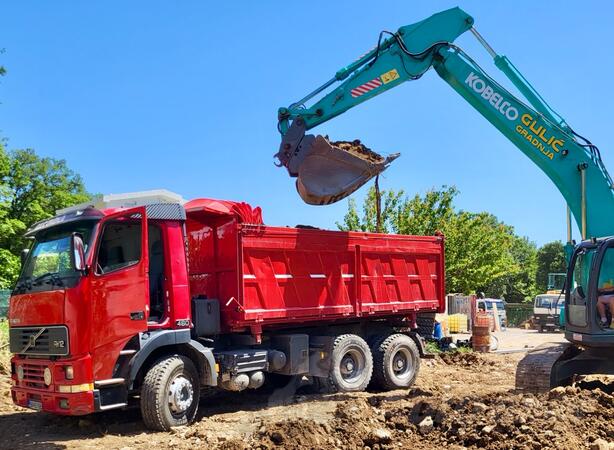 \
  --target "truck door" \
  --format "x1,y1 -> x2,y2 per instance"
90,207 -> 149,379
